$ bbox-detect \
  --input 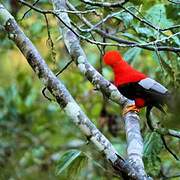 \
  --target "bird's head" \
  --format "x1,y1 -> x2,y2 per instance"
103,50 -> 123,67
